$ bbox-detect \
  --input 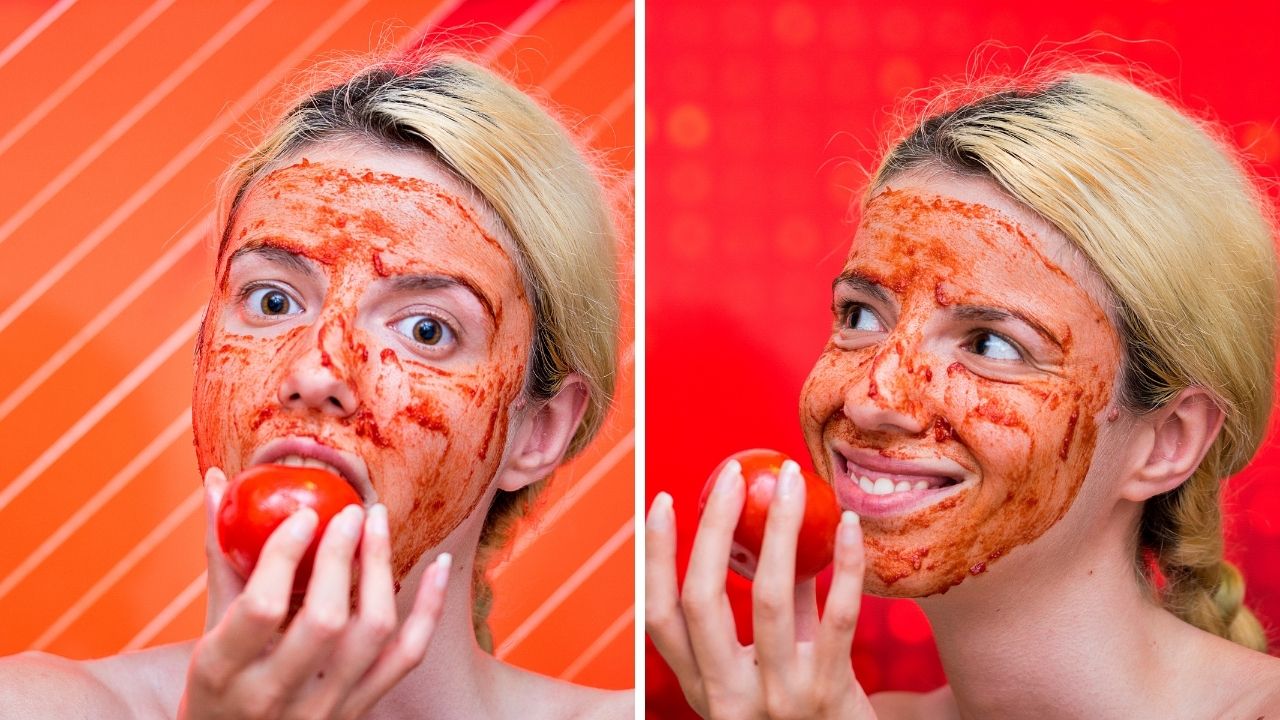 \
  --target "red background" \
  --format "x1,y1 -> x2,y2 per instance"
646,1 -> 1280,716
